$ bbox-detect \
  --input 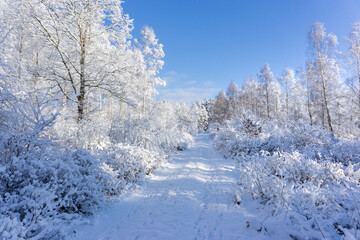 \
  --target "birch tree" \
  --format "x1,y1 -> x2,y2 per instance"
27,0 -> 136,121
346,22 -> 360,116
279,67 -> 295,118
307,22 -> 340,132
226,80 -> 239,118
212,90 -> 229,124
258,63 -> 274,119
135,26 -> 165,114
0,0 -> 34,93
240,78 -> 261,116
